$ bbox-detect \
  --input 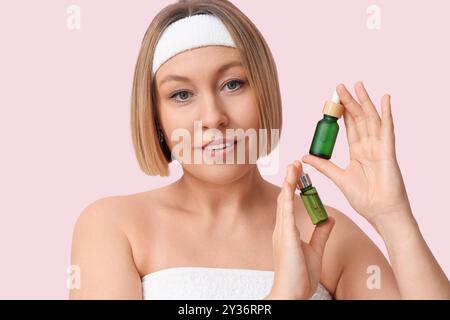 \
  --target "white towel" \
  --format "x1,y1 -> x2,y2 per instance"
141,266 -> 332,300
